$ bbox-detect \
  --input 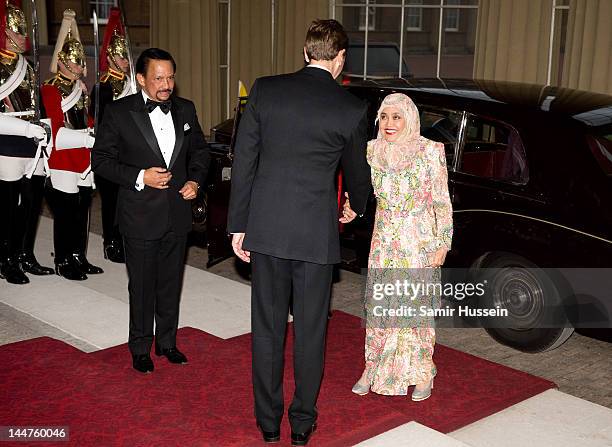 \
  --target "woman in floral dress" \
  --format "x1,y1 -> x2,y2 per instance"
350,93 -> 453,401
